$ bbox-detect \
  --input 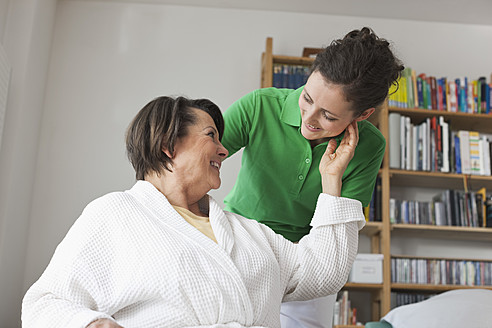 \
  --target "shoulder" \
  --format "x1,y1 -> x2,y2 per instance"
84,190 -> 136,213
79,190 -> 140,227
358,120 -> 386,149
234,87 -> 297,106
